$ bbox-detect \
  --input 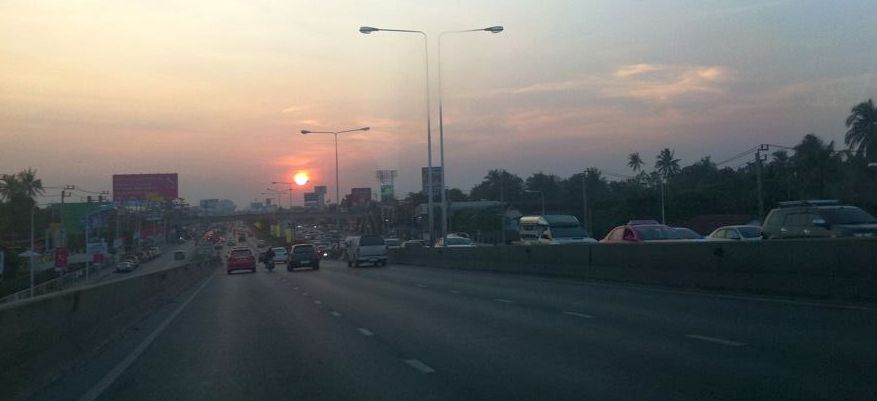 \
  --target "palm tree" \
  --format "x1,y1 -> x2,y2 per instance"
844,99 -> 877,160
654,148 -> 680,224
16,168 -> 44,203
654,148 -> 681,179
627,152 -> 644,173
